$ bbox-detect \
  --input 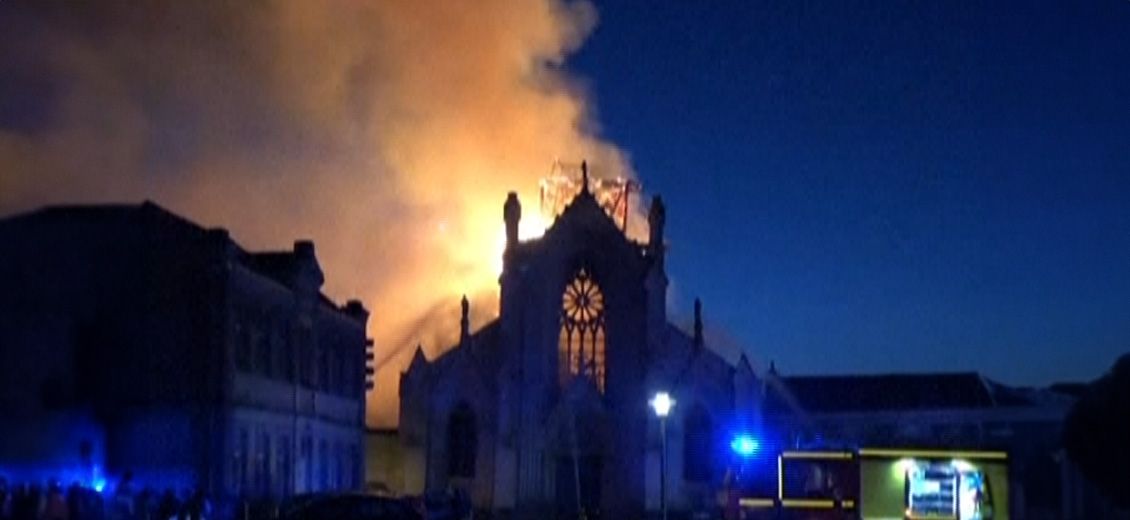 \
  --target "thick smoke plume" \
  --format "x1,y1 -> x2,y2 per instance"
0,1 -> 631,426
